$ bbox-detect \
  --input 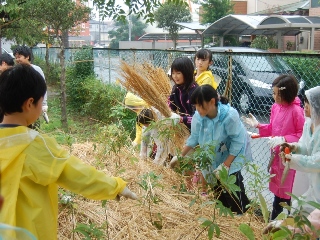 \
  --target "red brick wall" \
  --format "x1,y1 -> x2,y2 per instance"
232,1 -> 247,14
309,8 -> 320,50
